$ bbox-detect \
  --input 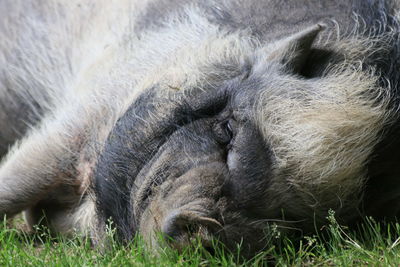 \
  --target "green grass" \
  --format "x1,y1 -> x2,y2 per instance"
2,212 -> 400,266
